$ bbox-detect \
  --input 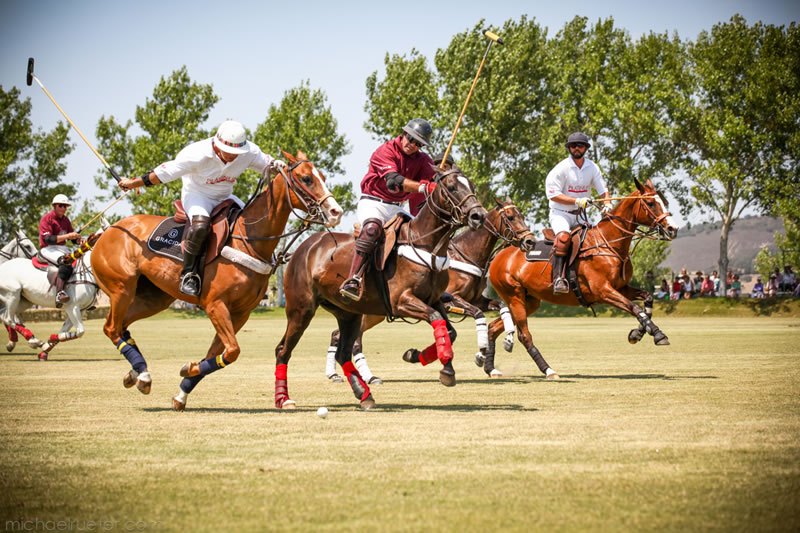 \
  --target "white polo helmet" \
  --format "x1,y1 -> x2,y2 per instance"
52,193 -> 72,206
213,120 -> 249,154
